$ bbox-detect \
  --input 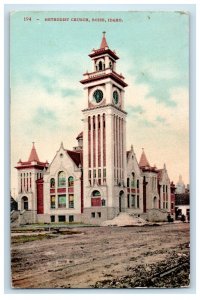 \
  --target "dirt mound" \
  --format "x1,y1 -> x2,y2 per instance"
101,212 -> 148,227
